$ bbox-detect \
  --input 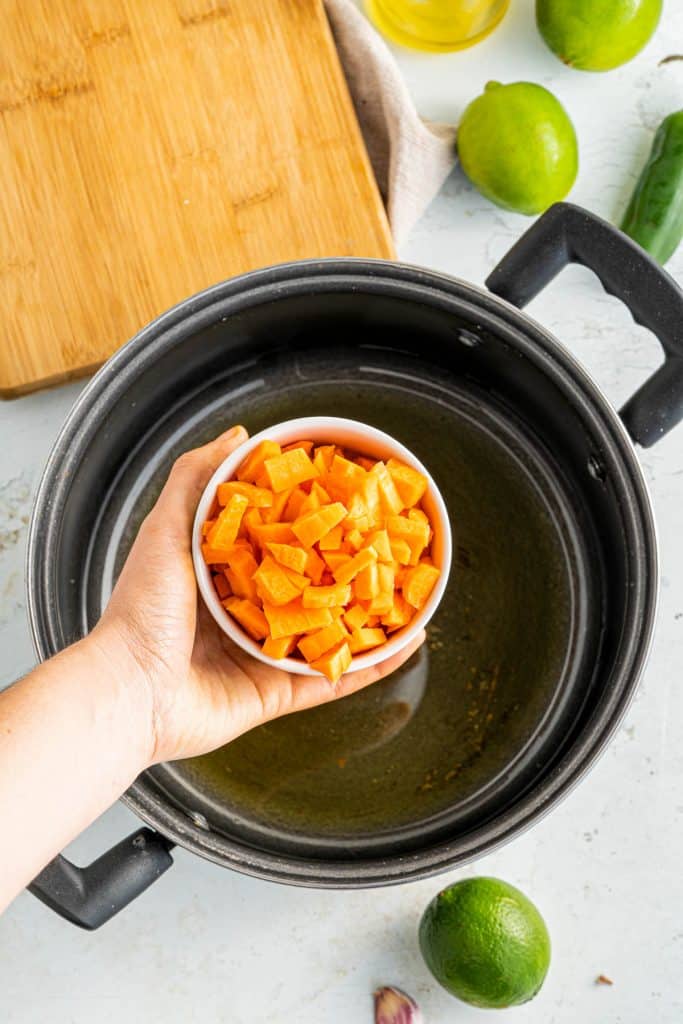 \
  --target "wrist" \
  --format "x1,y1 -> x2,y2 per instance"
75,624 -> 158,773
